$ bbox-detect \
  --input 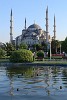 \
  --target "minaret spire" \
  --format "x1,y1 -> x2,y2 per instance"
46,6 -> 49,43
25,18 -> 26,29
53,14 -> 56,40
11,9 -> 12,16
10,9 -> 13,43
